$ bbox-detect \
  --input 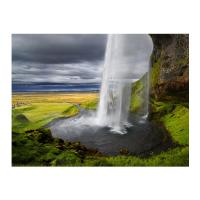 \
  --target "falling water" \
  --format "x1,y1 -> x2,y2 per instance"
136,71 -> 150,119
96,34 -> 153,134
49,34 -> 170,155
